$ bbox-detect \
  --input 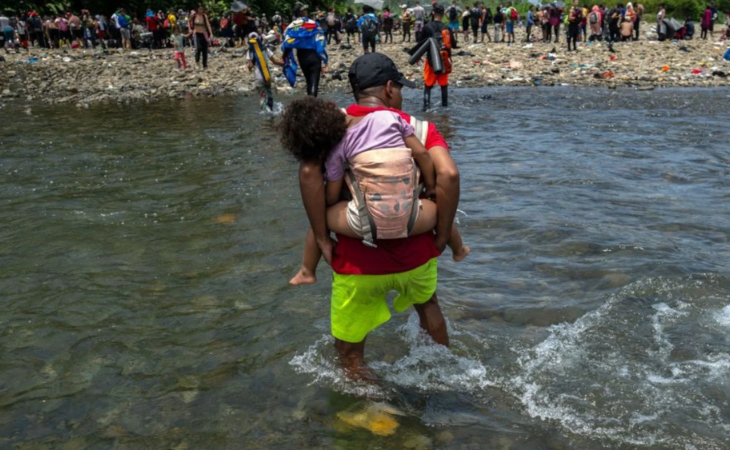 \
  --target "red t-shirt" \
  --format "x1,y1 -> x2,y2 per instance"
233,12 -> 244,26
330,105 -> 449,276
146,16 -> 158,31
